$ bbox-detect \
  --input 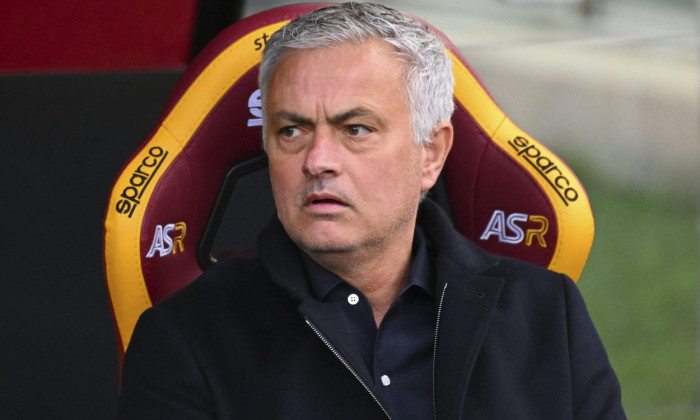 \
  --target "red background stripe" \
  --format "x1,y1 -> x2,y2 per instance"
0,0 -> 198,72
